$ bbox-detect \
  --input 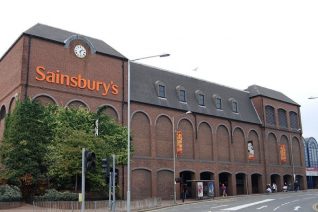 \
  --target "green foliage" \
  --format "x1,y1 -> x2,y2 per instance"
0,99 -> 128,196
0,184 -> 22,202
0,98 -> 53,182
34,189 -> 78,201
